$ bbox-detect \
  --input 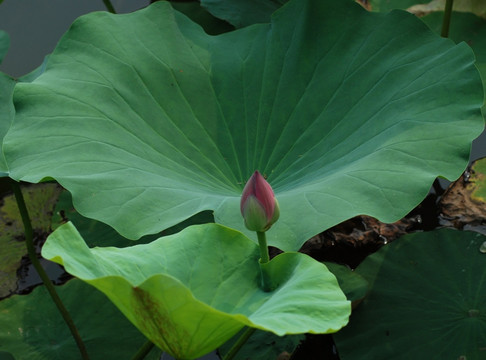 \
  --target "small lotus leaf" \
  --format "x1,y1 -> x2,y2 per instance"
42,222 -> 350,359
